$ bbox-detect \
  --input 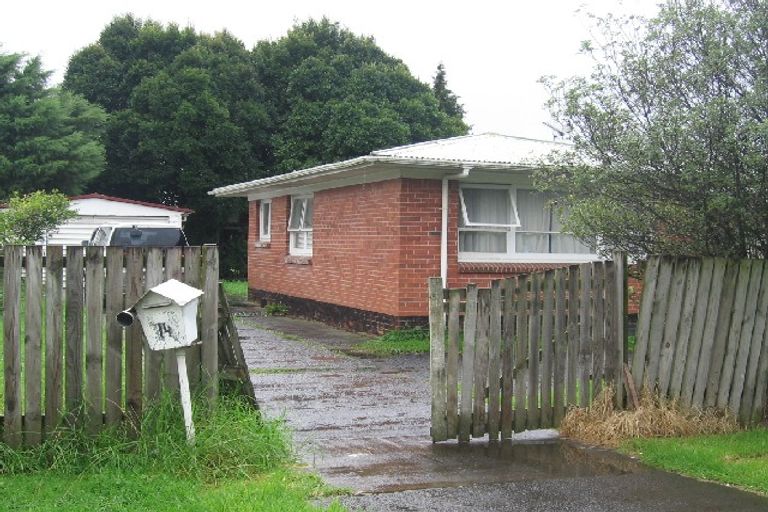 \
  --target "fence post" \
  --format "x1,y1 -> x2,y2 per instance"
613,251 -> 627,407
3,246 -> 22,448
201,245 -> 219,408
428,277 -> 447,442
